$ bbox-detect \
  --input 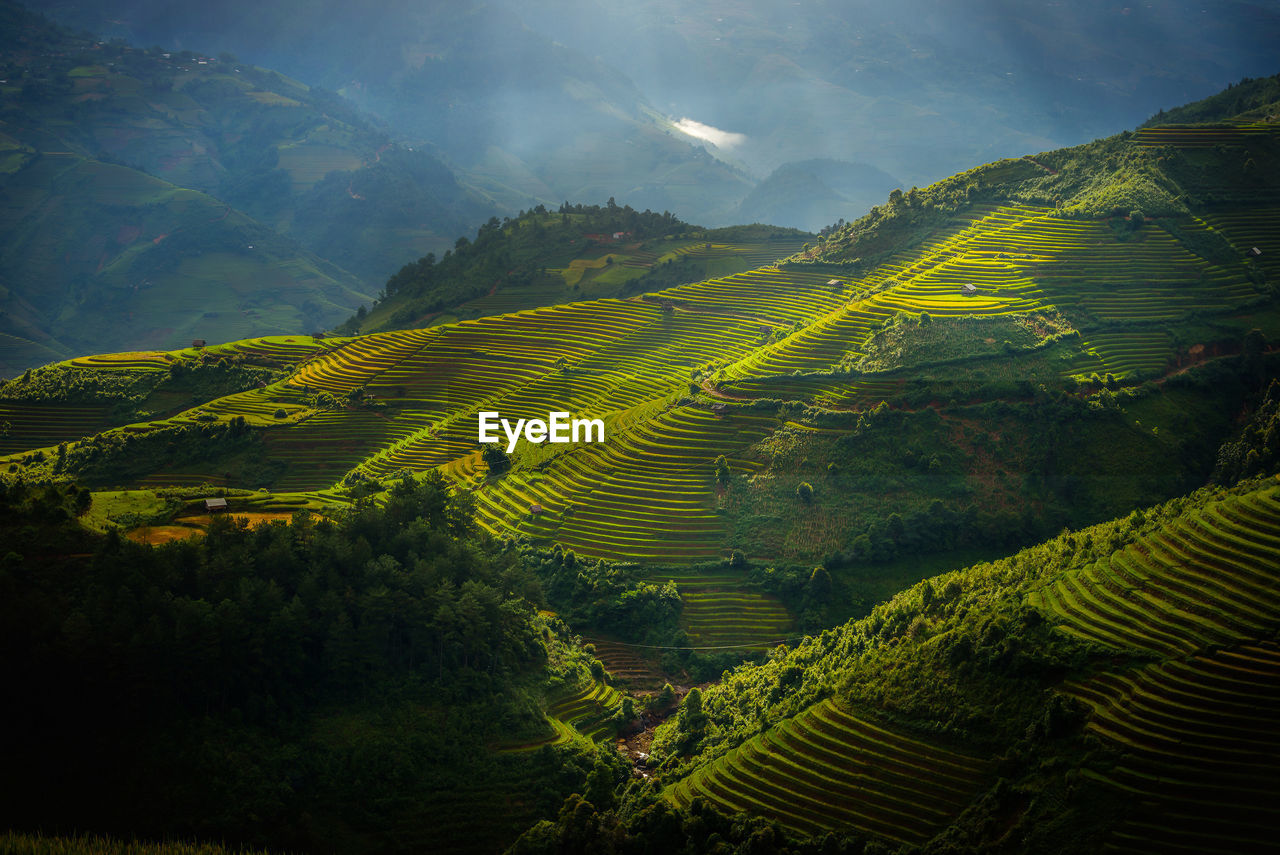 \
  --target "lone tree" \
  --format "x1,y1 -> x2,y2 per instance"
676,687 -> 708,753
648,683 -> 676,713
1242,328 -> 1268,387
714,454 -> 731,486
806,566 -> 832,603
481,444 -> 511,475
